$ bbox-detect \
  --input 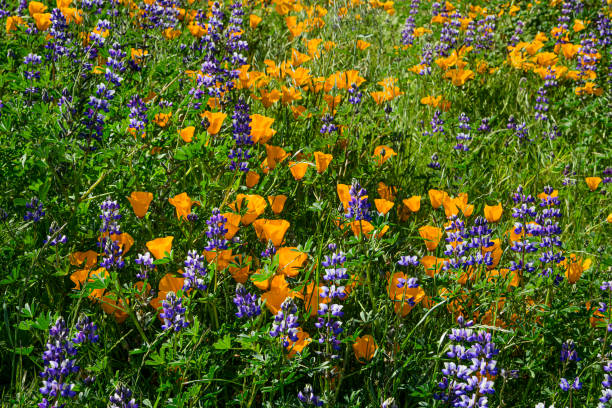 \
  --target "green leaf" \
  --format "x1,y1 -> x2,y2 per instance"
213,334 -> 232,350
